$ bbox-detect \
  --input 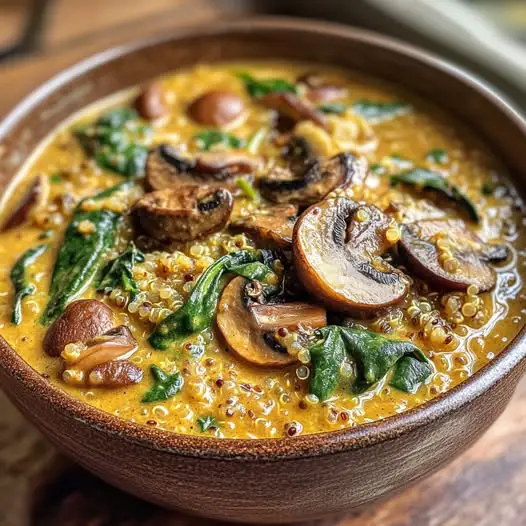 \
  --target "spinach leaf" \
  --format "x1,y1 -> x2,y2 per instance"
390,350 -> 433,393
307,326 -> 432,399
97,243 -> 145,301
425,148 -> 449,165
197,415 -> 218,432
370,163 -> 386,176
318,102 -> 346,114
340,328 -> 425,394
10,244 -> 47,325
351,100 -> 410,123
309,326 -> 346,401
194,130 -> 244,151
226,260 -> 275,282
75,108 -> 150,177
50,173 -> 63,184
142,365 -> 184,403
41,182 -> 132,325
481,181 -> 497,196
238,72 -> 296,98
149,250 -> 262,349
390,168 -> 479,222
